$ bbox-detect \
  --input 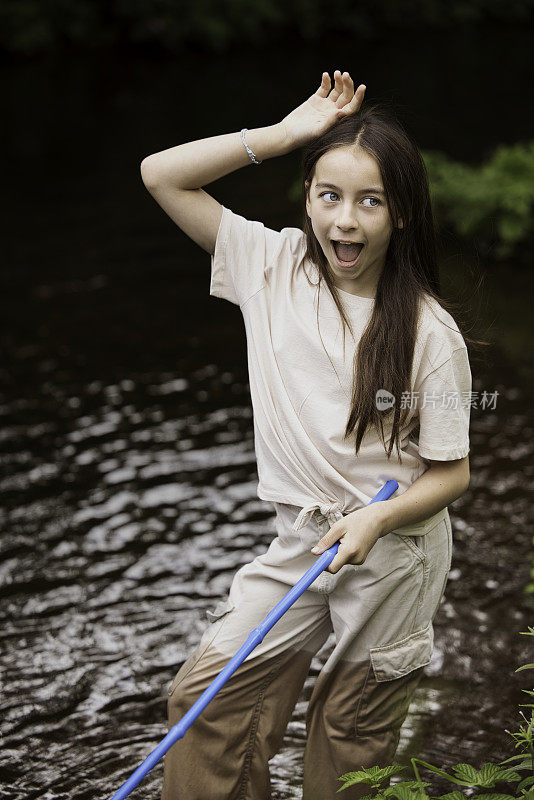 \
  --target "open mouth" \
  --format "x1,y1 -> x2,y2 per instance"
332,240 -> 364,269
